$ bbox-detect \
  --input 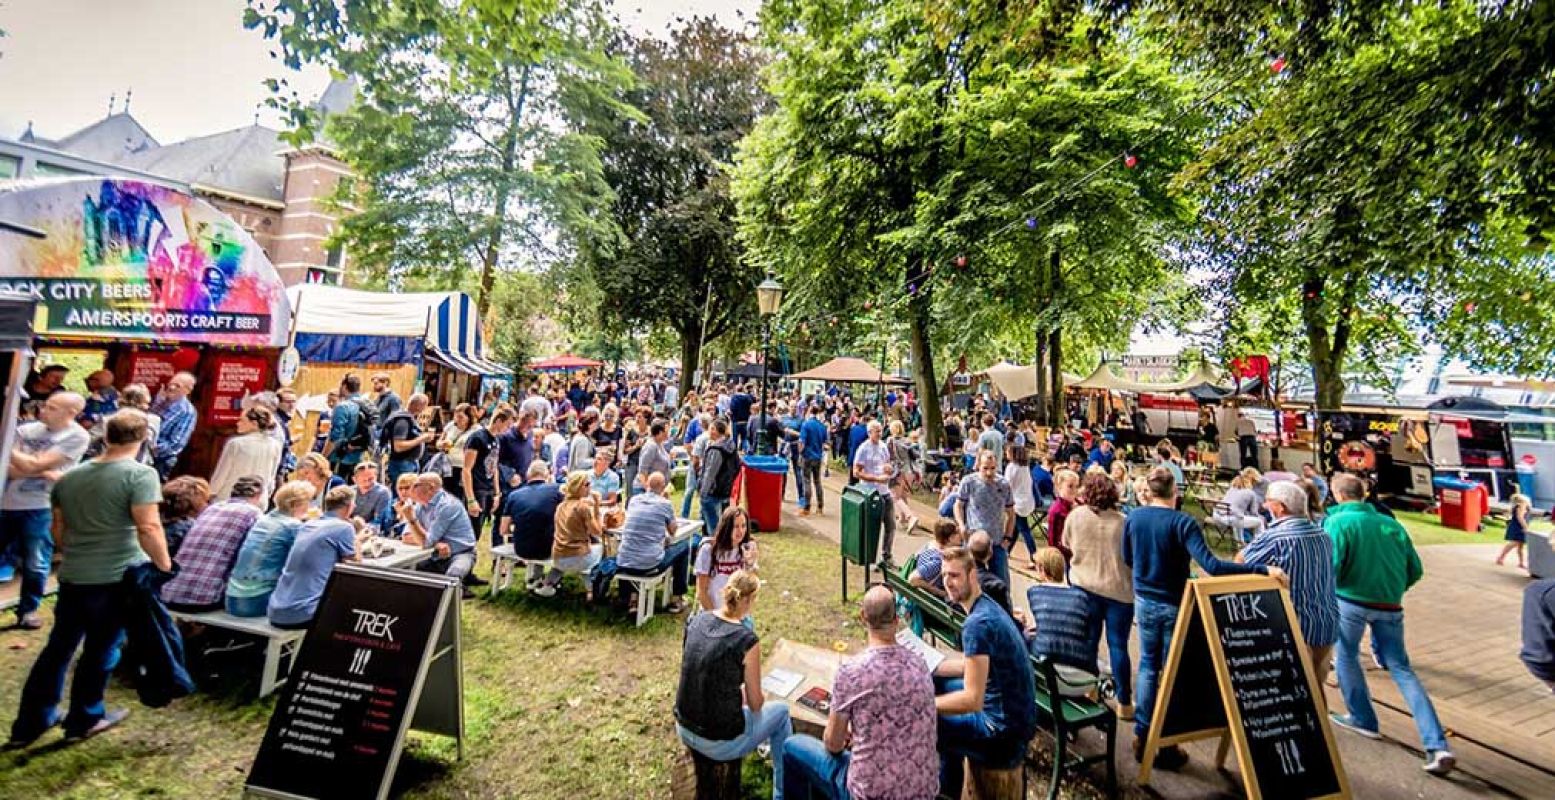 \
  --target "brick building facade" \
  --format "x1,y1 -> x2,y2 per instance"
0,80 -> 356,286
